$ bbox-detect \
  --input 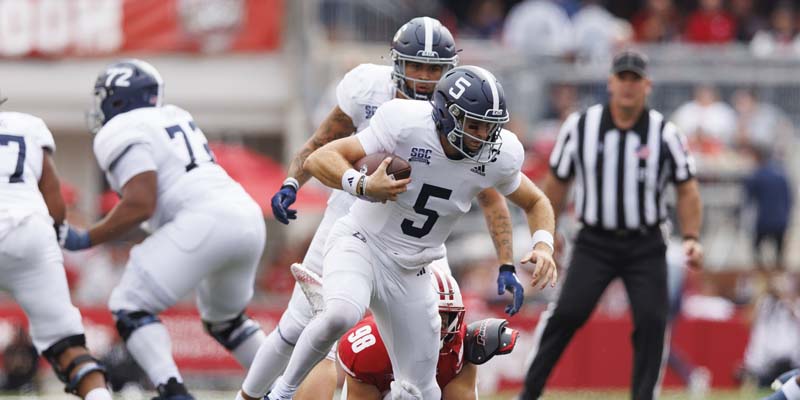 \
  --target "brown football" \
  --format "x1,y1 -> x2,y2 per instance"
353,152 -> 412,180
